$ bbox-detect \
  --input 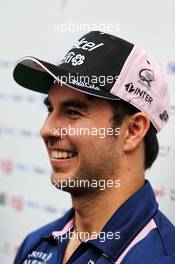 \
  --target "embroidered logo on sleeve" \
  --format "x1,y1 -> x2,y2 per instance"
23,251 -> 52,264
